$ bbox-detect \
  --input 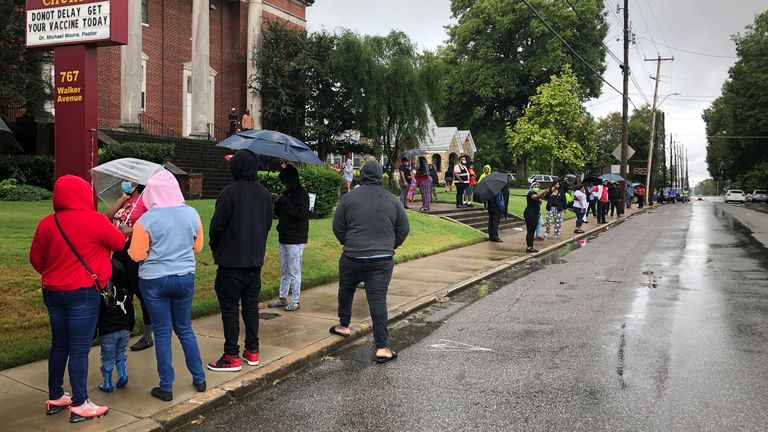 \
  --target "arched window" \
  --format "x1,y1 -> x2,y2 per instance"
431,154 -> 442,172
